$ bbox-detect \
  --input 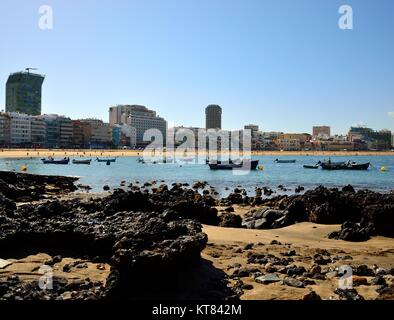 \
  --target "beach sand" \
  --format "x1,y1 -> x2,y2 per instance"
2,222 -> 392,300
0,253 -> 110,285
0,148 -> 393,159
202,222 -> 394,300
1,185 -> 393,300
